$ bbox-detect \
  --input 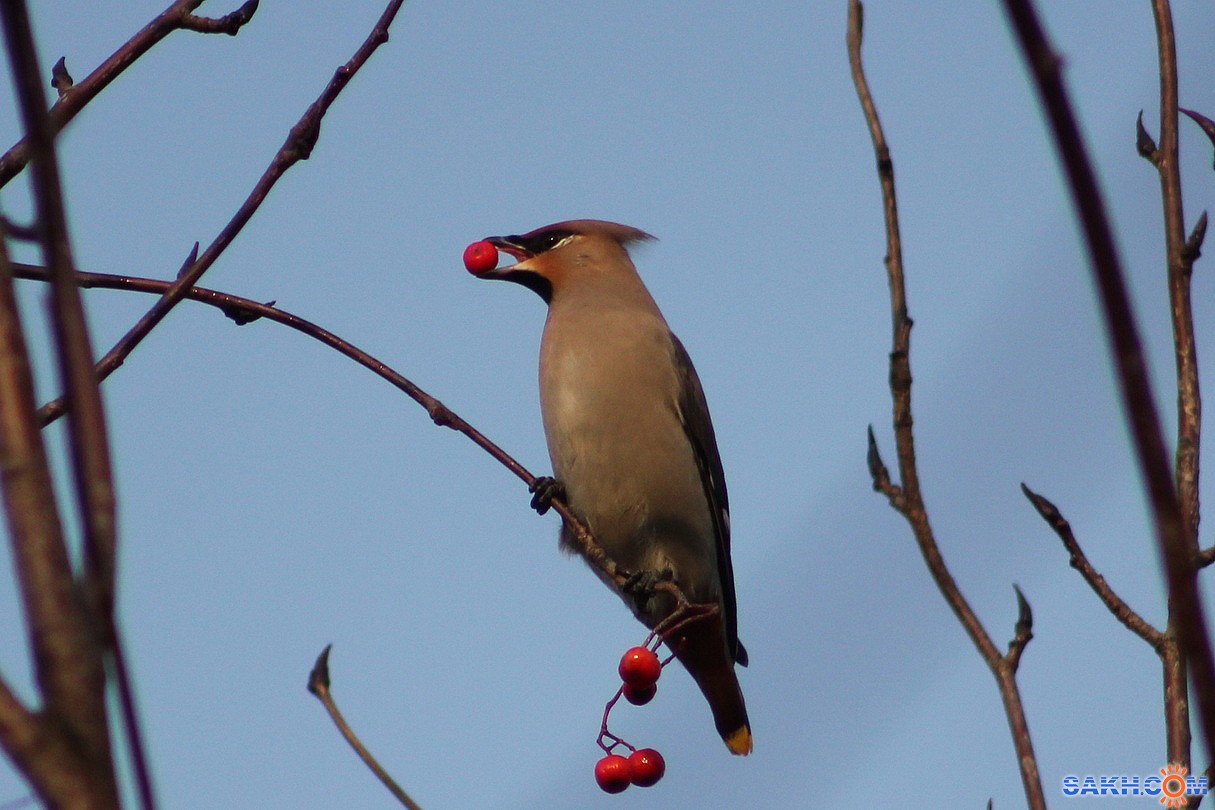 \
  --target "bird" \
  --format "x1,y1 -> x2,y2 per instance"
472,219 -> 751,755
